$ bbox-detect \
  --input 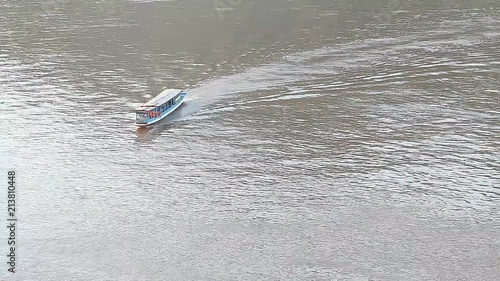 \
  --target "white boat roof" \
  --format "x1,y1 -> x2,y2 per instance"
136,89 -> 183,110
145,89 -> 182,106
